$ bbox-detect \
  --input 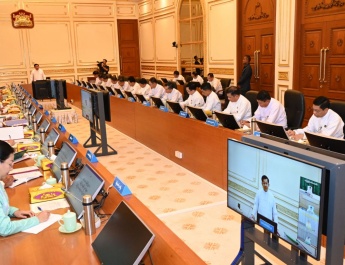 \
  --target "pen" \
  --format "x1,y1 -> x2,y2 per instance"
37,207 -> 43,211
